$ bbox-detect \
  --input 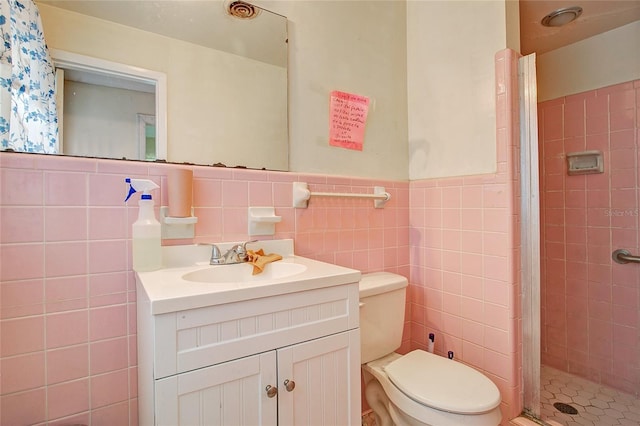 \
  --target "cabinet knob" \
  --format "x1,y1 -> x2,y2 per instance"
284,379 -> 296,392
265,385 -> 278,398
